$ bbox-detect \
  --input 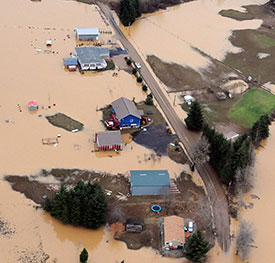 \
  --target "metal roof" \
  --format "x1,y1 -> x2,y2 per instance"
63,58 -> 78,66
130,170 -> 170,187
111,97 -> 141,120
164,216 -> 185,244
97,131 -> 123,146
76,28 -> 99,35
75,47 -> 109,64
